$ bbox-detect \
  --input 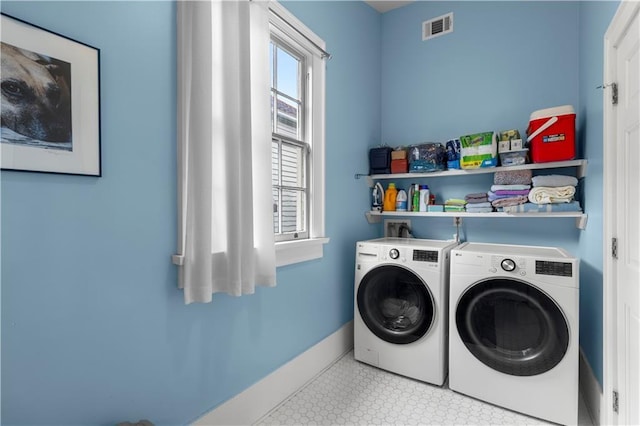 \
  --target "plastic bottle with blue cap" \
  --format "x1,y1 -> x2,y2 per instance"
419,185 -> 430,212
395,189 -> 407,212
